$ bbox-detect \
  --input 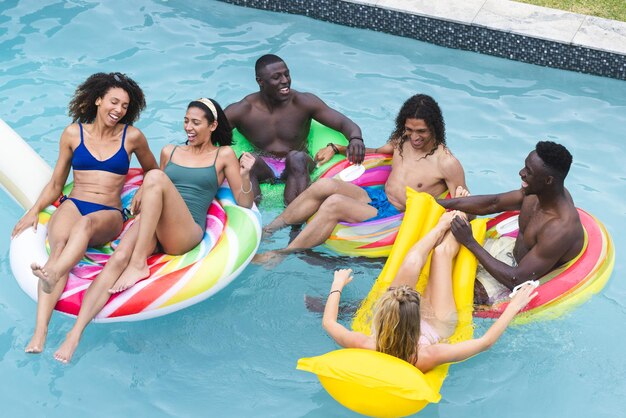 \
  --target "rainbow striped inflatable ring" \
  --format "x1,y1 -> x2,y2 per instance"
474,208 -> 614,322
320,154 -> 449,258
9,168 -> 262,322
318,154 -> 398,258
